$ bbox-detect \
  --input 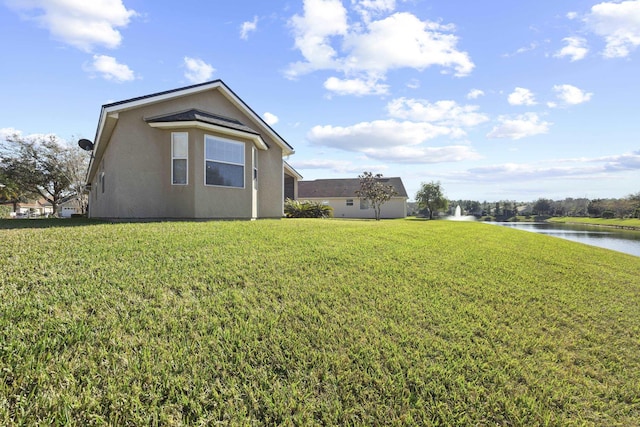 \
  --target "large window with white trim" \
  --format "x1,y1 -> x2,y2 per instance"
205,135 -> 244,188
172,132 -> 188,185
